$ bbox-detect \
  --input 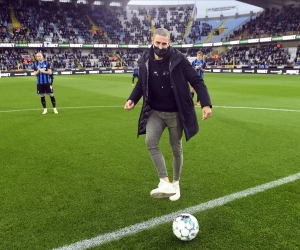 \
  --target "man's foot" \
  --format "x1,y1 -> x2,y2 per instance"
169,181 -> 180,201
53,108 -> 58,114
42,108 -> 47,115
132,83 -> 134,86
150,179 -> 176,198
